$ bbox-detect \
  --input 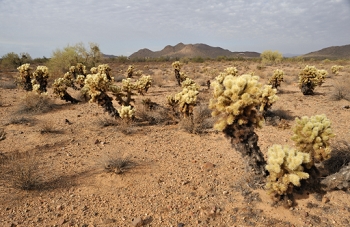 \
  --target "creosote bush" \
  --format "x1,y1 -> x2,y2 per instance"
260,50 -> 283,65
